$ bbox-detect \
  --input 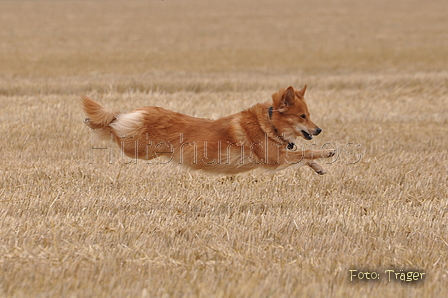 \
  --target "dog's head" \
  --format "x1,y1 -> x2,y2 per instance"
271,85 -> 322,141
